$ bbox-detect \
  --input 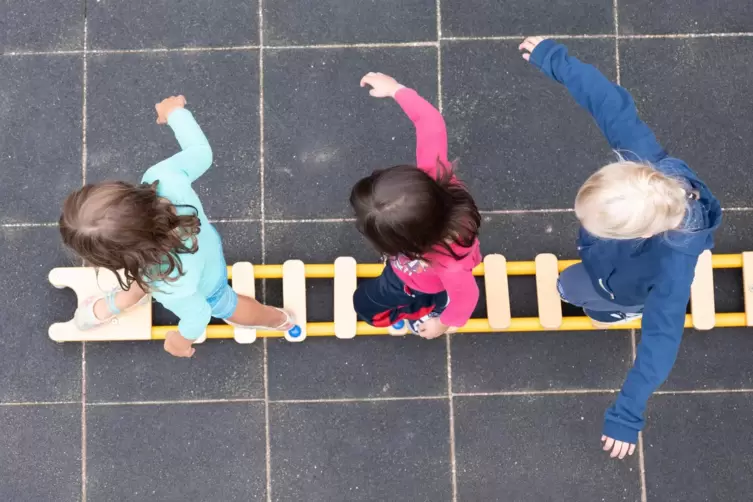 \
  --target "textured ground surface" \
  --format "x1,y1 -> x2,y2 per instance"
2,1 -> 753,501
